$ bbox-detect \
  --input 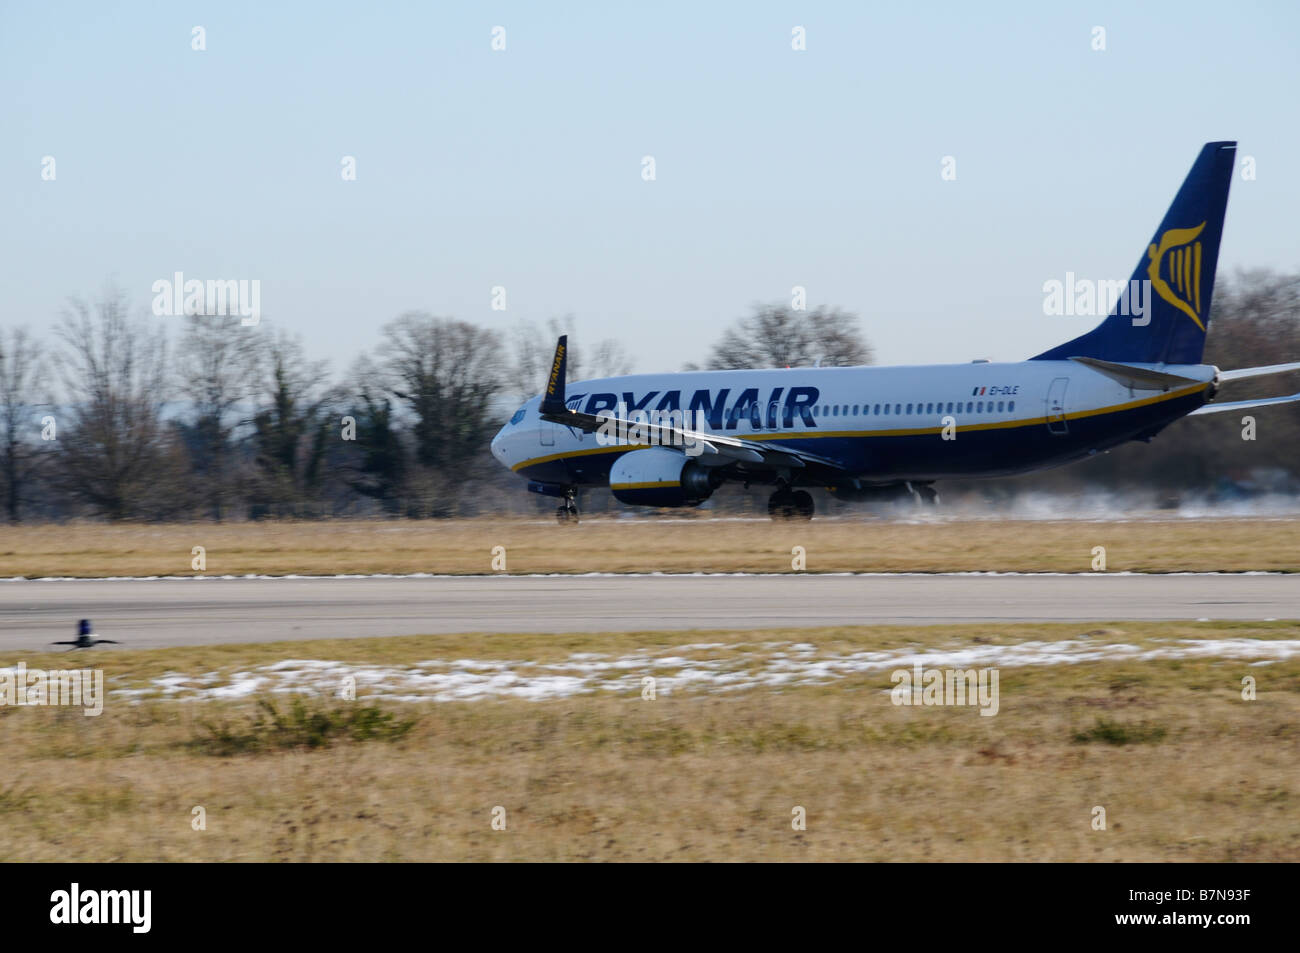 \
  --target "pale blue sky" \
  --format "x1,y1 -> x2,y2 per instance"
4,1 -> 1298,378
